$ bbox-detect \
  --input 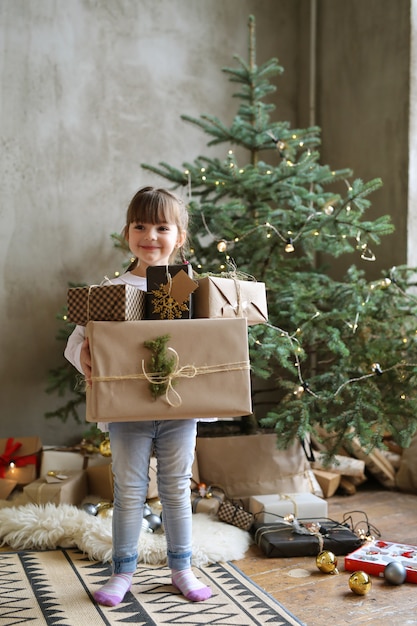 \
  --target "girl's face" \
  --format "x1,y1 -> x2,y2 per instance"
126,220 -> 186,276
